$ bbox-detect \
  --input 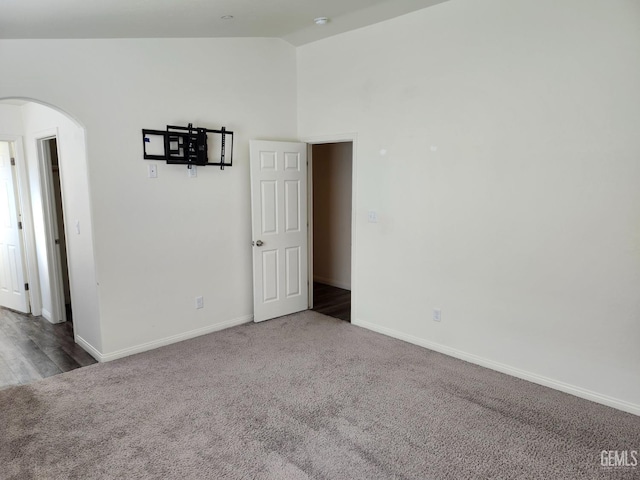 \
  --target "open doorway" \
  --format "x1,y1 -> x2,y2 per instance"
46,138 -> 72,322
37,136 -> 72,324
310,142 -> 353,322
